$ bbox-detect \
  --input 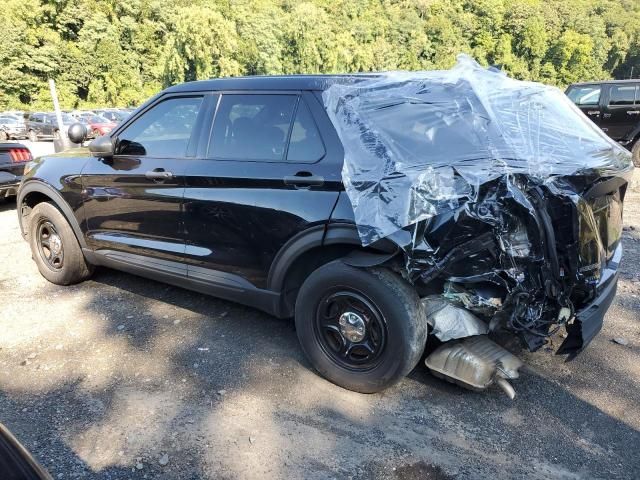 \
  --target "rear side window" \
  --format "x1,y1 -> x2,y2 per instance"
287,100 -> 325,162
567,85 -> 601,106
210,94 -> 297,161
116,96 -> 203,157
608,85 -> 637,106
